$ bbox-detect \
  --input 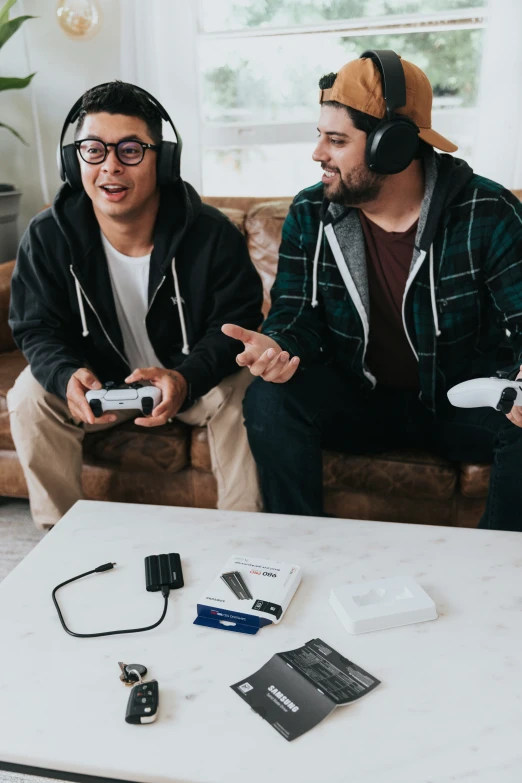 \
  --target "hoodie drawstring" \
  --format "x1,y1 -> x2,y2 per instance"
311,221 -> 323,308
72,271 -> 89,337
428,244 -> 441,337
71,263 -> 190,356
313,223 -> 441,341
171,257 -> 190,355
